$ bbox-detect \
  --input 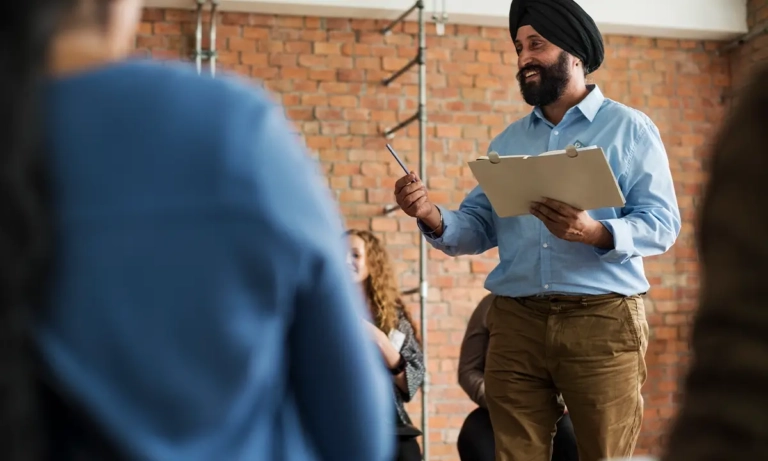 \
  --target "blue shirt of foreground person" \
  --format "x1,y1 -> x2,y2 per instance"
37,60 -> 393,461
394,69 -> 680,297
